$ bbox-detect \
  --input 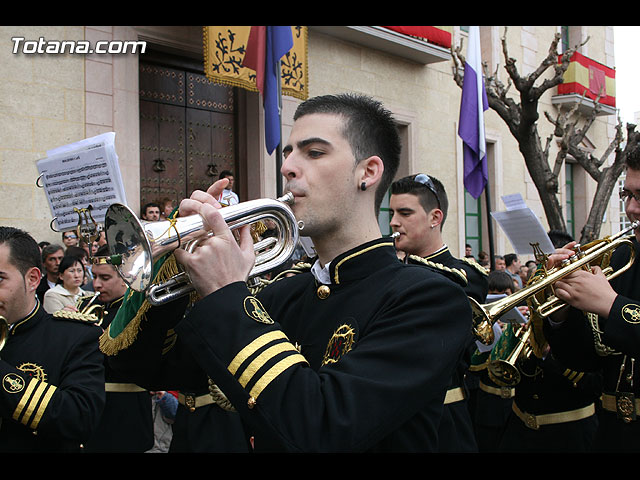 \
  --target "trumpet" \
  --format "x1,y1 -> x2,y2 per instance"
487,322 -> 533,387
53,292 -> 106,325
471,221 -> 639,344
0,315 -> 8,352
102,193 -> 299,305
